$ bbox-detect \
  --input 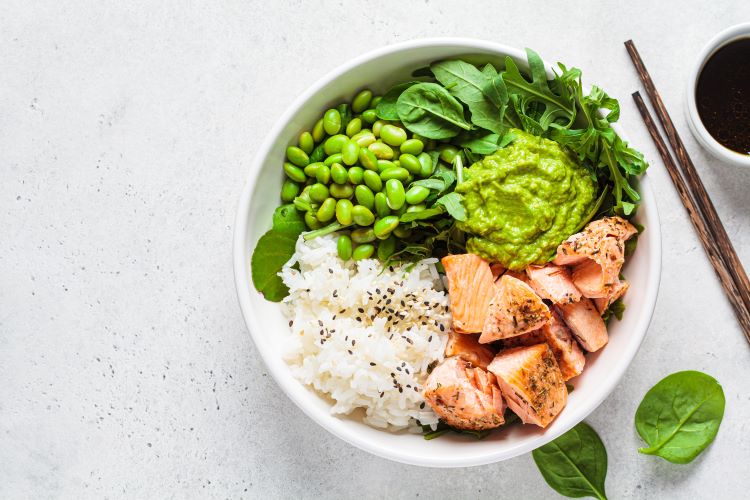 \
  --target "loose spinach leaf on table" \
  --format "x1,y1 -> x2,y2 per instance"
396,82 -> 472,140
635,371 -> 725,464
532,422 -> 608,500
